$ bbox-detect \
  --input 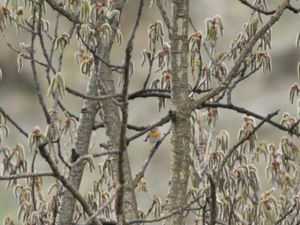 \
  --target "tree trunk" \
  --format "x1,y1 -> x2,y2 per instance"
55,59 -> 100,225
98,51 -> 139,224
55,1 -> 138,224
165,1 -> 191,225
